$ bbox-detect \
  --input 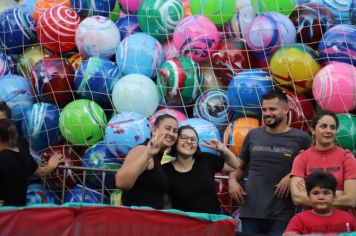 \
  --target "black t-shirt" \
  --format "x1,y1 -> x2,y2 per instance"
121,148 -> 169,209
162,152 -> 224,214
0,149 -> 38,206
239,127 -> 311,220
